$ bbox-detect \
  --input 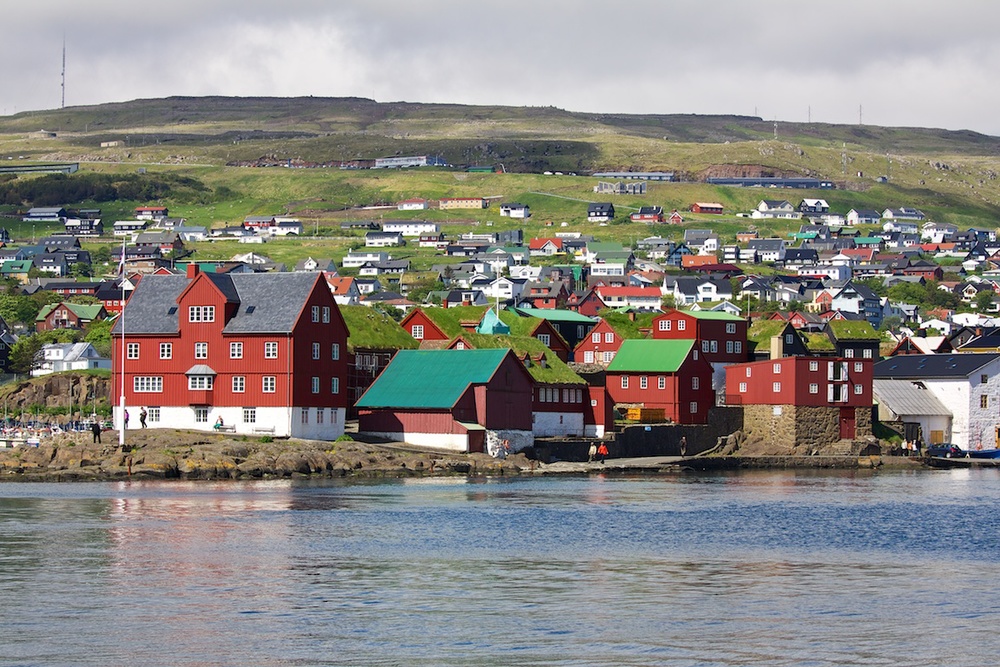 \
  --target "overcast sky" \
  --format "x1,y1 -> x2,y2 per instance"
5,1 -> 1000,136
